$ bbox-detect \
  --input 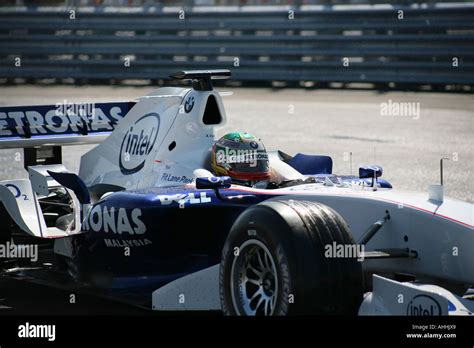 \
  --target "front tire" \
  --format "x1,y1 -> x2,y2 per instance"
220,200 -> 363,315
